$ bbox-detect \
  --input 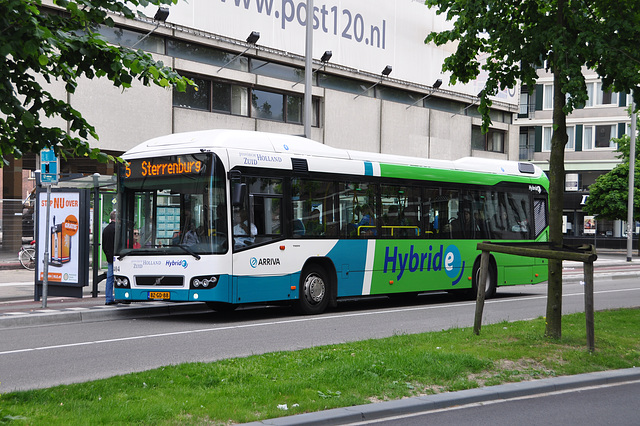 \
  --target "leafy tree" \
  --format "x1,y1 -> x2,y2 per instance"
0,0 -> 192,165
584,110 -> 639,250
425,0 -> 640,338
584,161 -> 640,221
